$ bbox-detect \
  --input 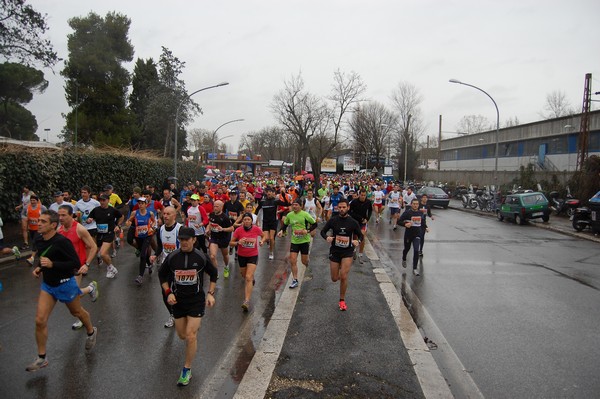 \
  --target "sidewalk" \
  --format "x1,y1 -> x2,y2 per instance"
448,199 -> 600,244
235,235 -> 452,399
